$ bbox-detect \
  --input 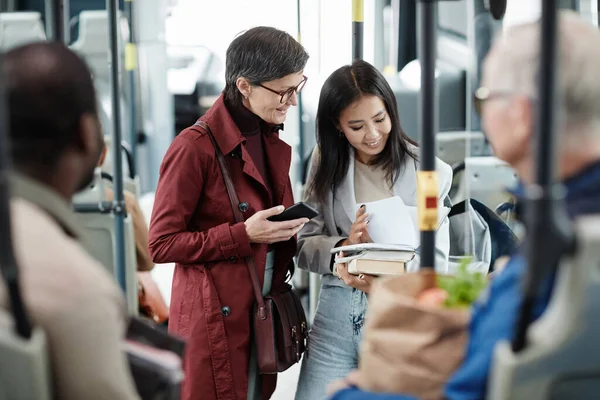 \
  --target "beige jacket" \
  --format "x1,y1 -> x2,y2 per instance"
0,174 -> 140,400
